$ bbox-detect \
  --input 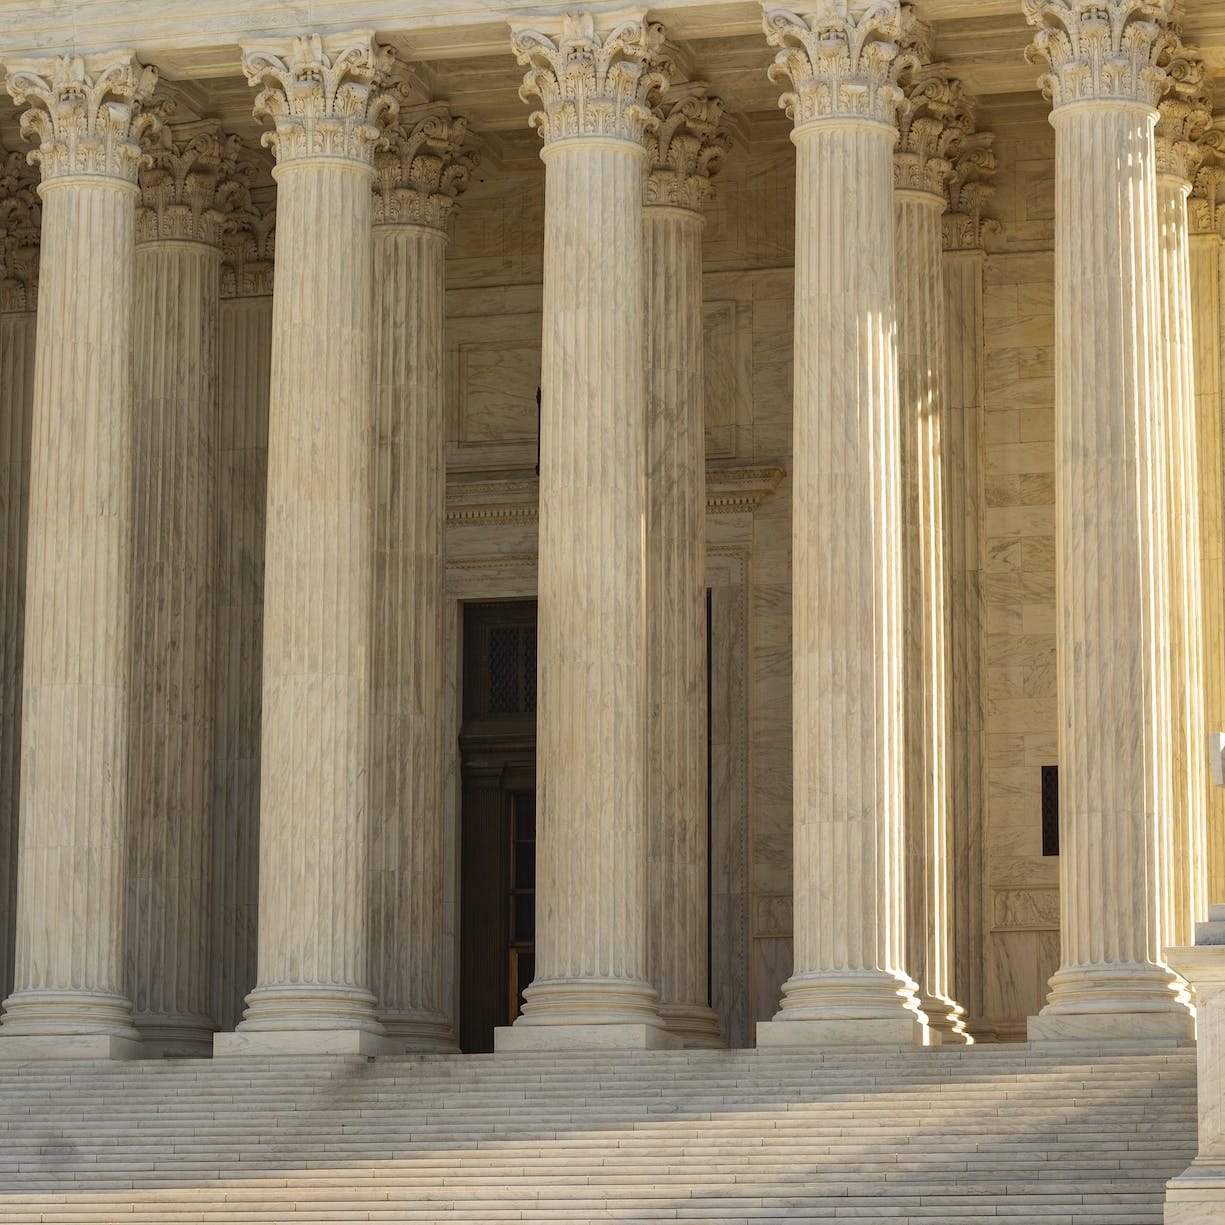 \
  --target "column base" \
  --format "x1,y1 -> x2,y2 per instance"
659,1003 -> 725,1049
1165,1164 -> 1225,1224
1,988 -> 141,1044
1028,963 -> 1195,1042
920,993 -> 974,1045
0,1034 -> 143,1060
1027,1011 -> 1195,1042
214,1028 -> 396,1057
379,1009 -> 458,1054
494,1023 -> 681,1052
756,1016 -> 929,1048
